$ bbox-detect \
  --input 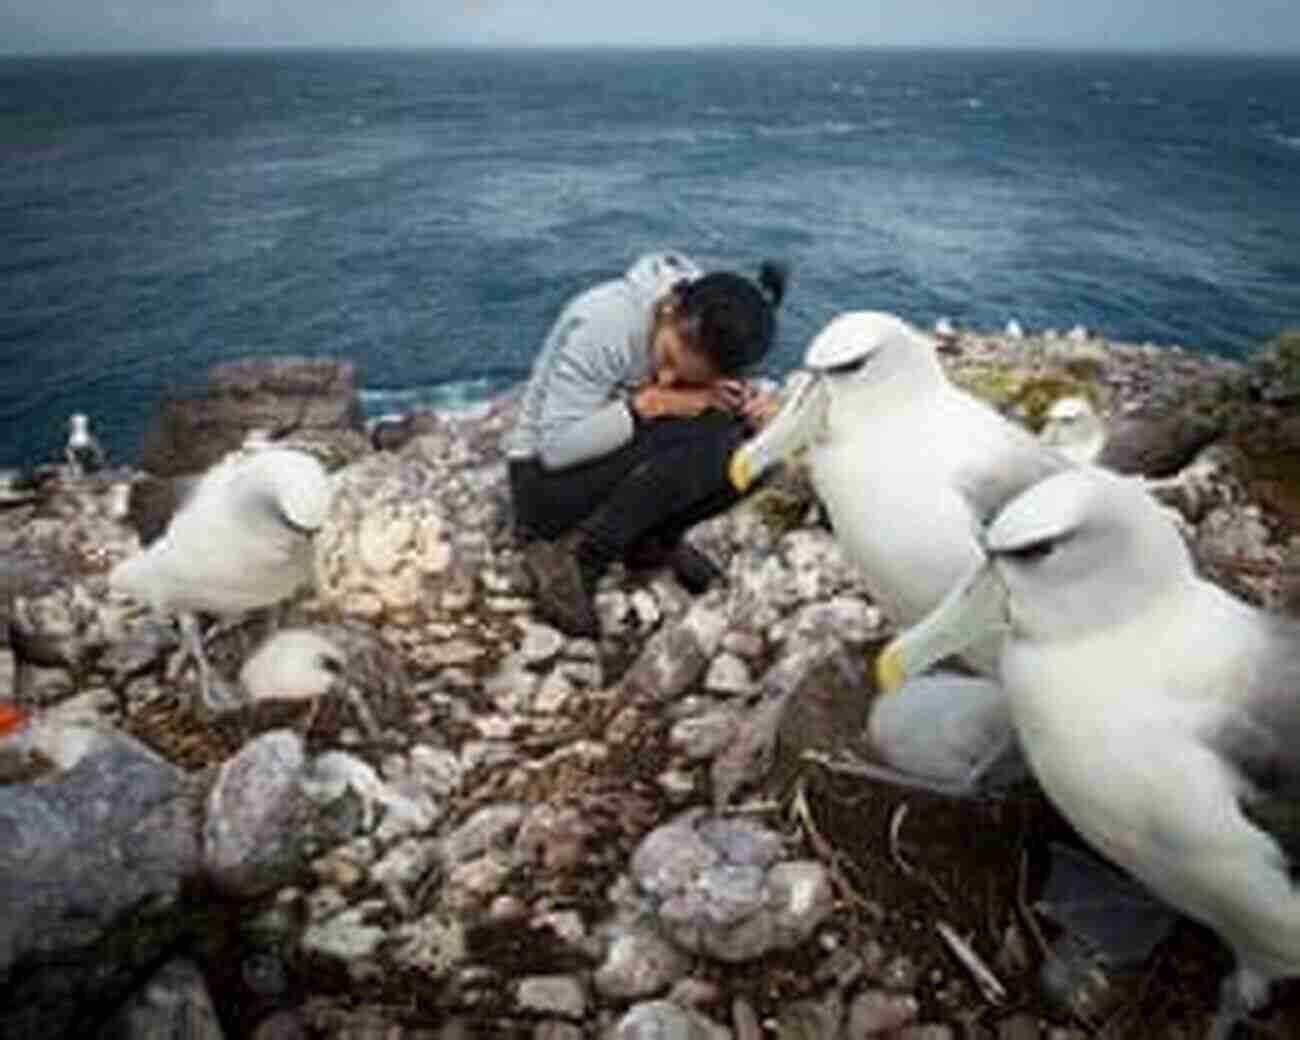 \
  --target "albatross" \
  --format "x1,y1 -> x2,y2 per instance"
728,311 -> 1069,791
109,447 -> 332,711
878,466 -> 1300,1039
